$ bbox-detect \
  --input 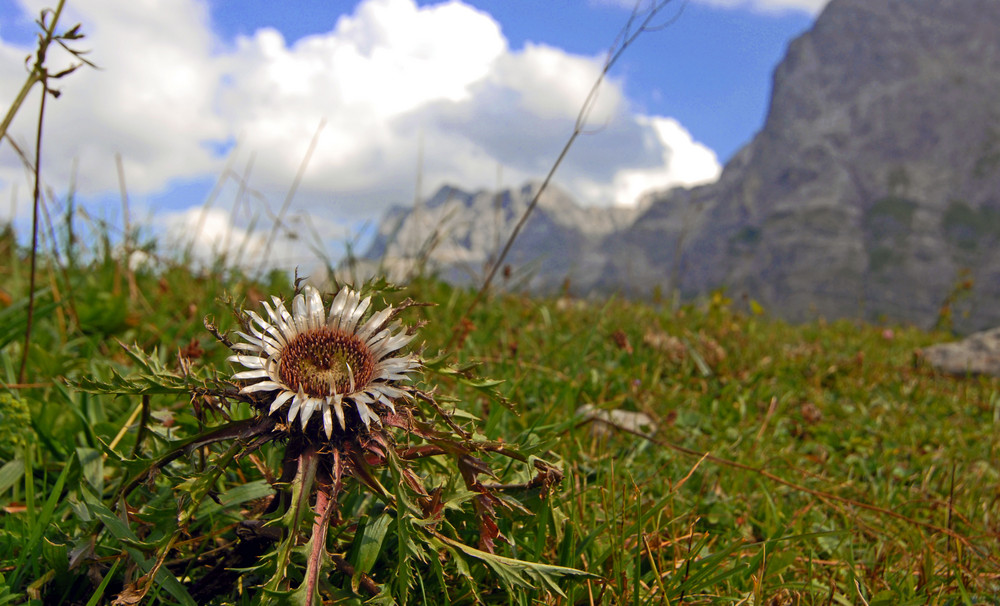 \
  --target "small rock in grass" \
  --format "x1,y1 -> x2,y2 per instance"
576,404 -> 657,438
920,327 -> 1000,377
